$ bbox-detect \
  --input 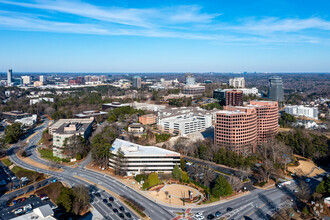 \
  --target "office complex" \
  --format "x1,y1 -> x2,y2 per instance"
102,102 -> 130,110
1,111 -> 31,122
214,101 -> 279,154
268,76 -> 284,102
229,77 -> 245,88
132,76 -> 142,88
215,106 -> 258,154
7,69 -> 12,84
285,105 -> 319,119
213,89 -> 243,106
109,139 -> 180,176
139,114 -> 157,125
250,101 -> 279,143
183,85 -> 205,96
50,118 -> 94,157
157,107 -> 217,136
132,102 -> 166,112
185,73 -> 196,85
21,76 -> 32,84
